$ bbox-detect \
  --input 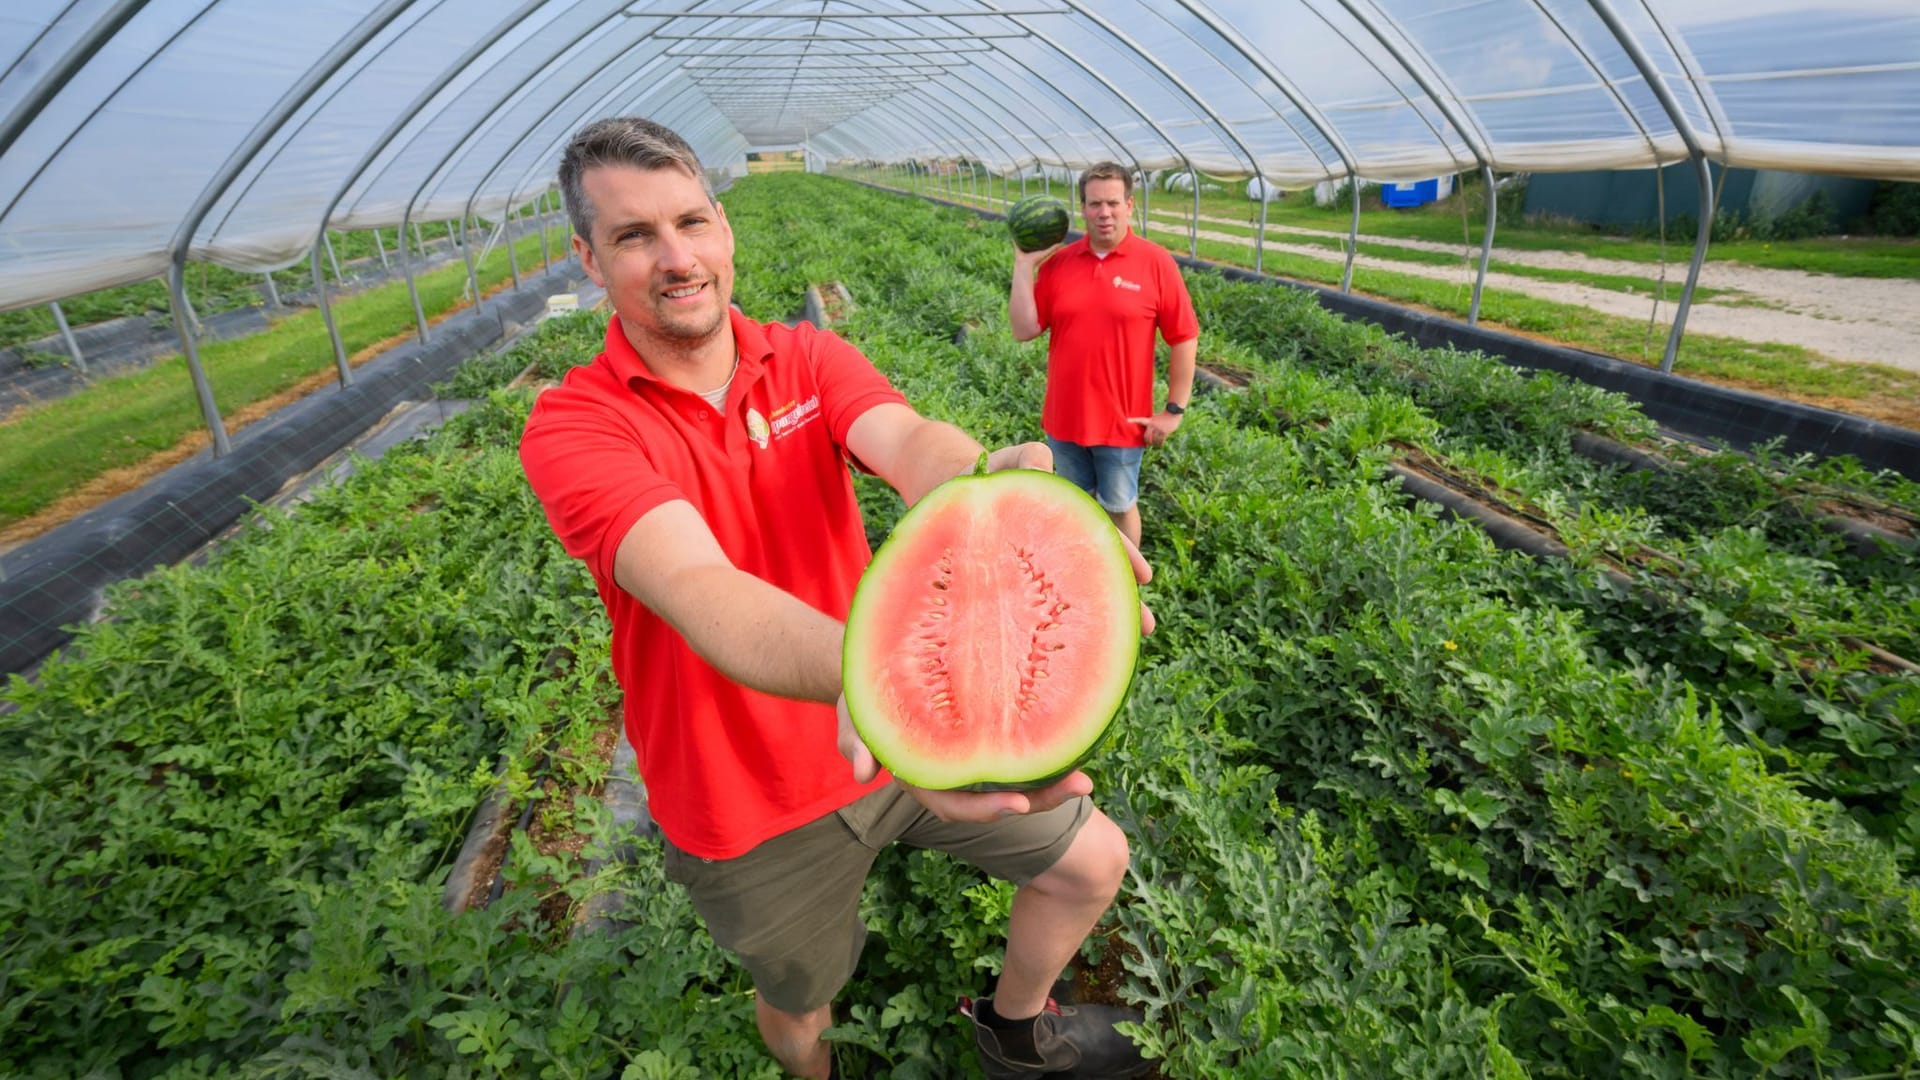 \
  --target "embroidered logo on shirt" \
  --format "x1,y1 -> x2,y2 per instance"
1112,275 -> 1143,292
745,407 -> 770,449
769,394 -> 822,441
